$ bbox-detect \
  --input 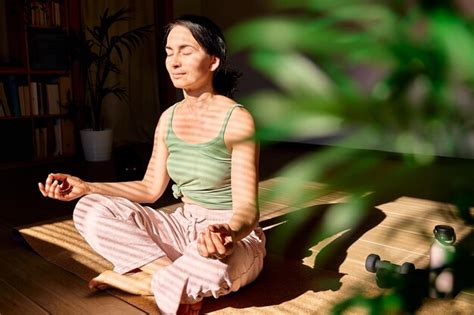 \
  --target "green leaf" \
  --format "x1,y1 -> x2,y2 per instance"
431,11 -> 474,81
250,50 -> 334,97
